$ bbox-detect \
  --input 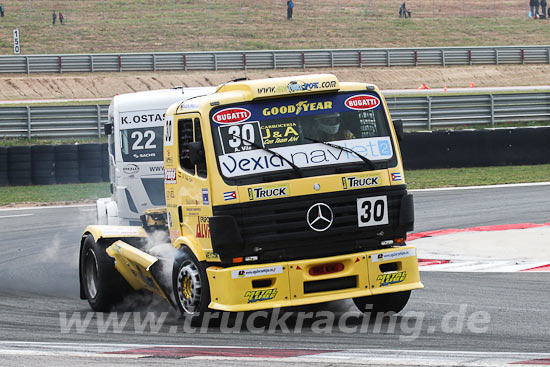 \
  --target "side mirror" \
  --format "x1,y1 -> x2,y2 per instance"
188,141 -> 205,166
393,119 -> 404,142
104,123 -> 113,136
